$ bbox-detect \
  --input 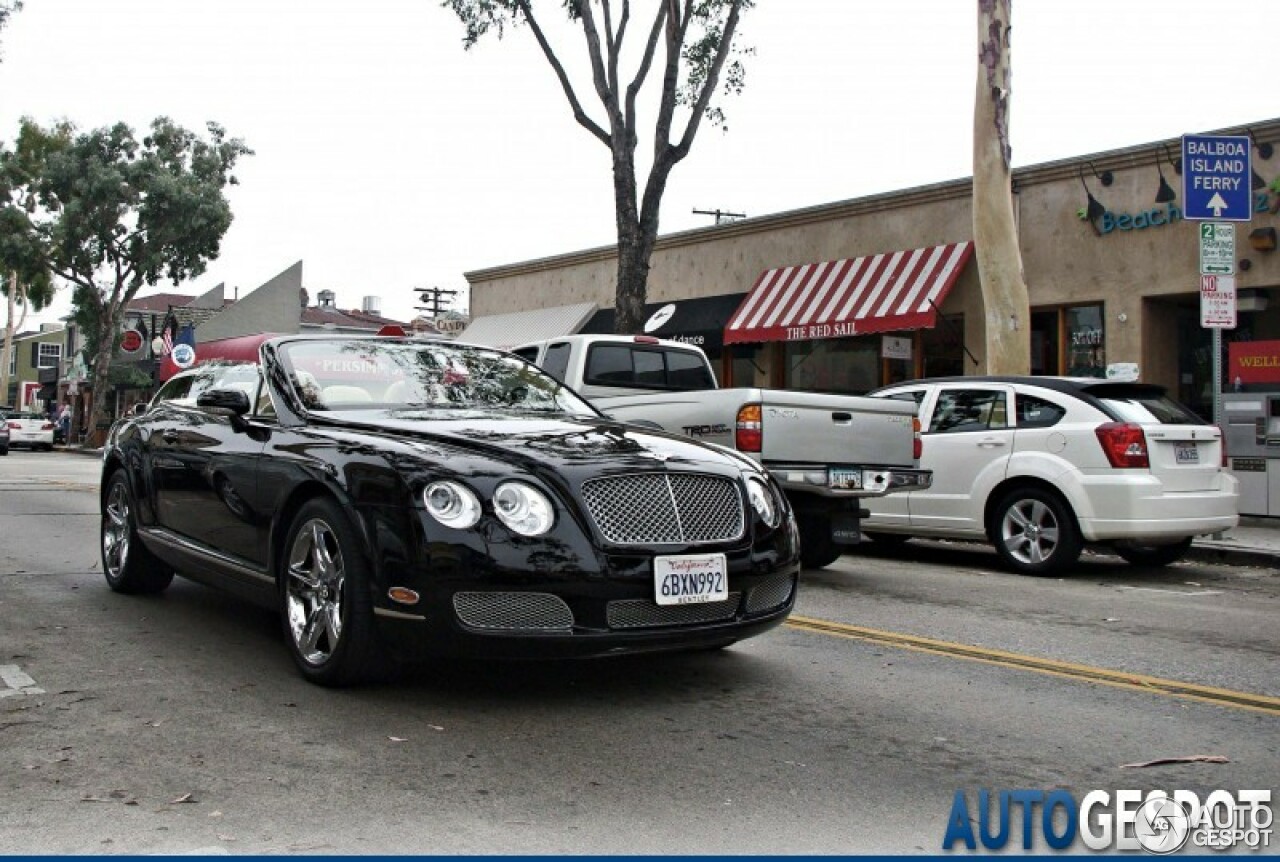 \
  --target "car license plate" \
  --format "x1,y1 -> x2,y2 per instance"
829,467 -> 862,490
1174,442 -> 1199,464
654,553 -> 728,606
